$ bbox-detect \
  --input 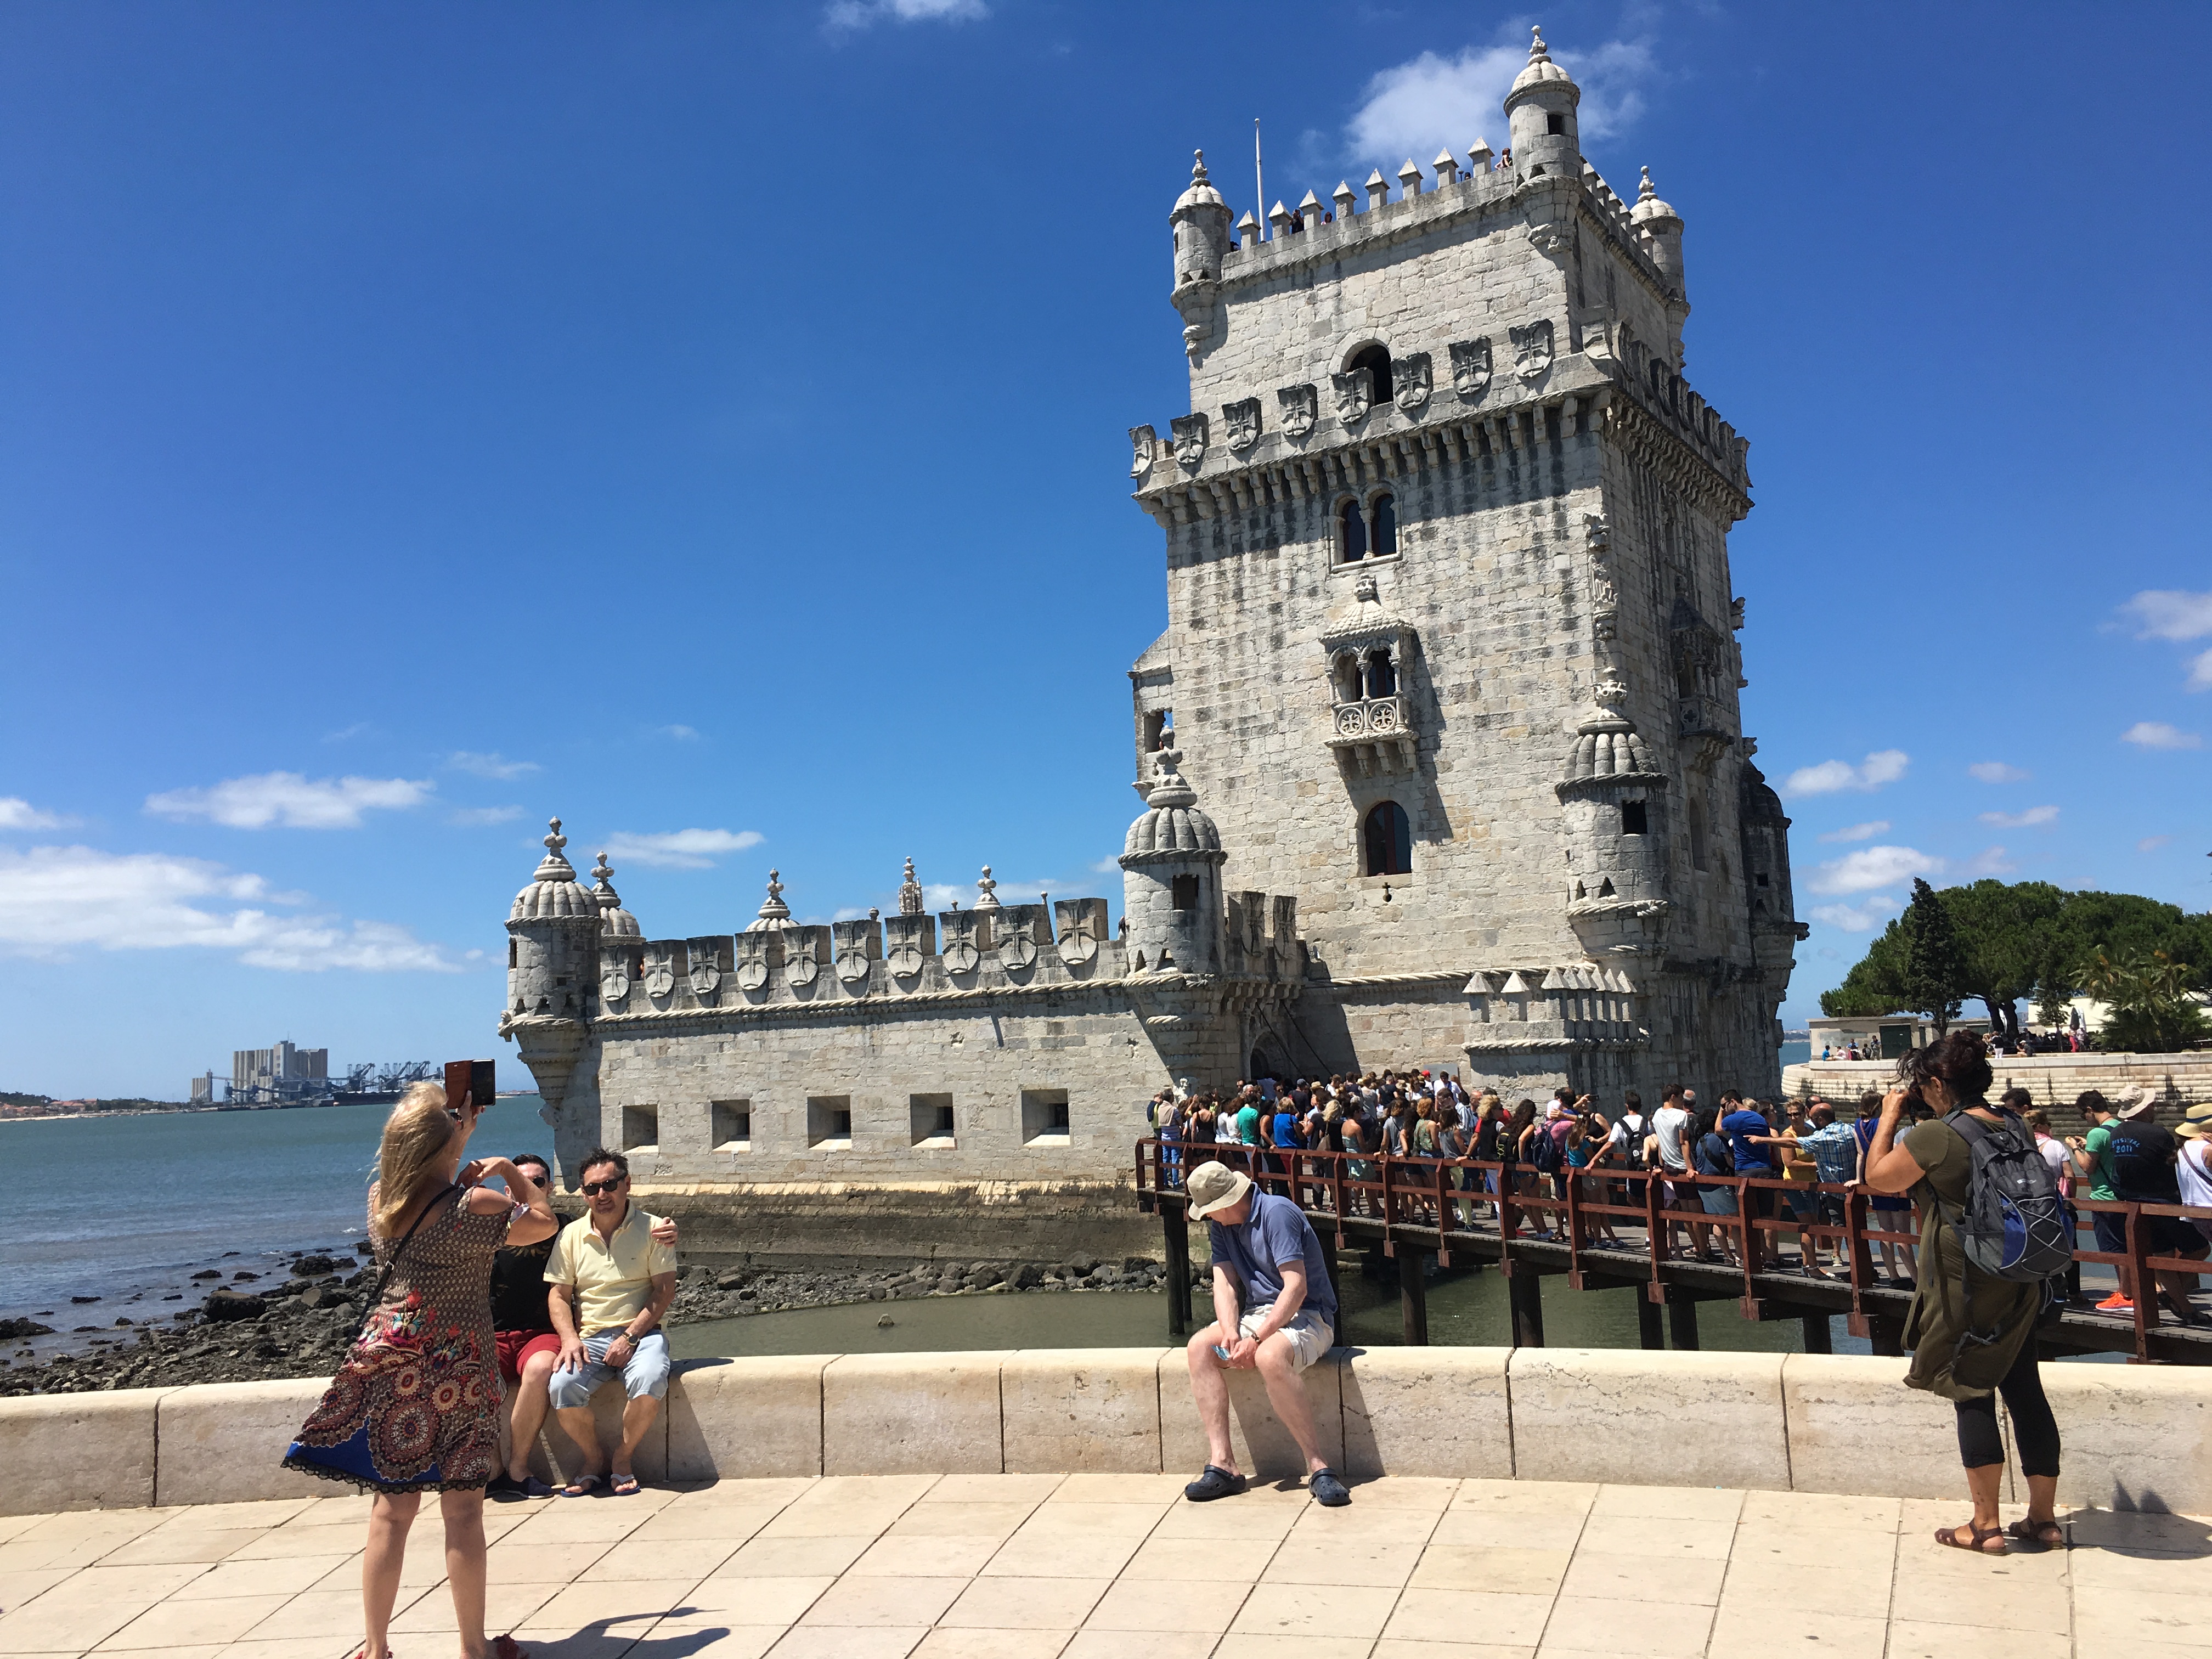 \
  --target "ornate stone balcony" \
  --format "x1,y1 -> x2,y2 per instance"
1328,692 -> 1416,774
